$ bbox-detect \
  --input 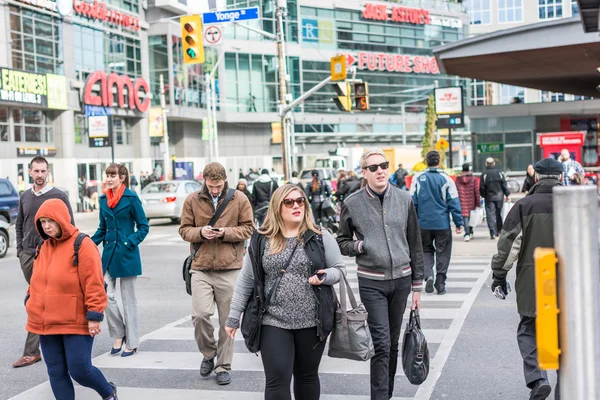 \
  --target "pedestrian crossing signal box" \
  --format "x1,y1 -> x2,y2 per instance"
333,82 -> 352,112
180,15 -> 205,65
534,248 -> 560,370
354,82 -> 370,111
